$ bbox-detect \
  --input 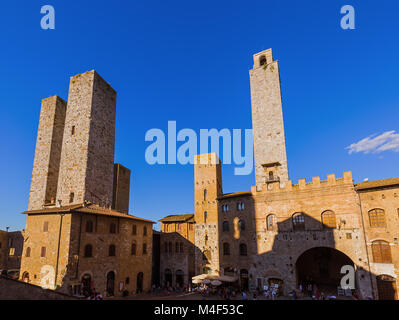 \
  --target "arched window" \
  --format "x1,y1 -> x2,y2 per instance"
204,211 -> 207,223
372,240 -> 392,263
109,223 -> 117,234
259,55 -> 266,66
369,209 -> 386,228
131,243 -> 137,256
222,204 -> 229,212
109,244 -> 116,257
237,201 -> 245,211
25,247 -> 31,257
168,242 -> 172,254
266,214 -> 277,231
132,224 -> 137,235
84,244 -> 92,257
204,189 -> 207,201
143,243 -> 147,255
321,210 -> 336,229
292,213 -> 305,231
239,243 -> 247,256
238,219 -> 246,231
223,243 -> 230,256
223,221 -> 229,232
143,226 -> 147,236
85,220 -> 94,233
269,171 -> 274,180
